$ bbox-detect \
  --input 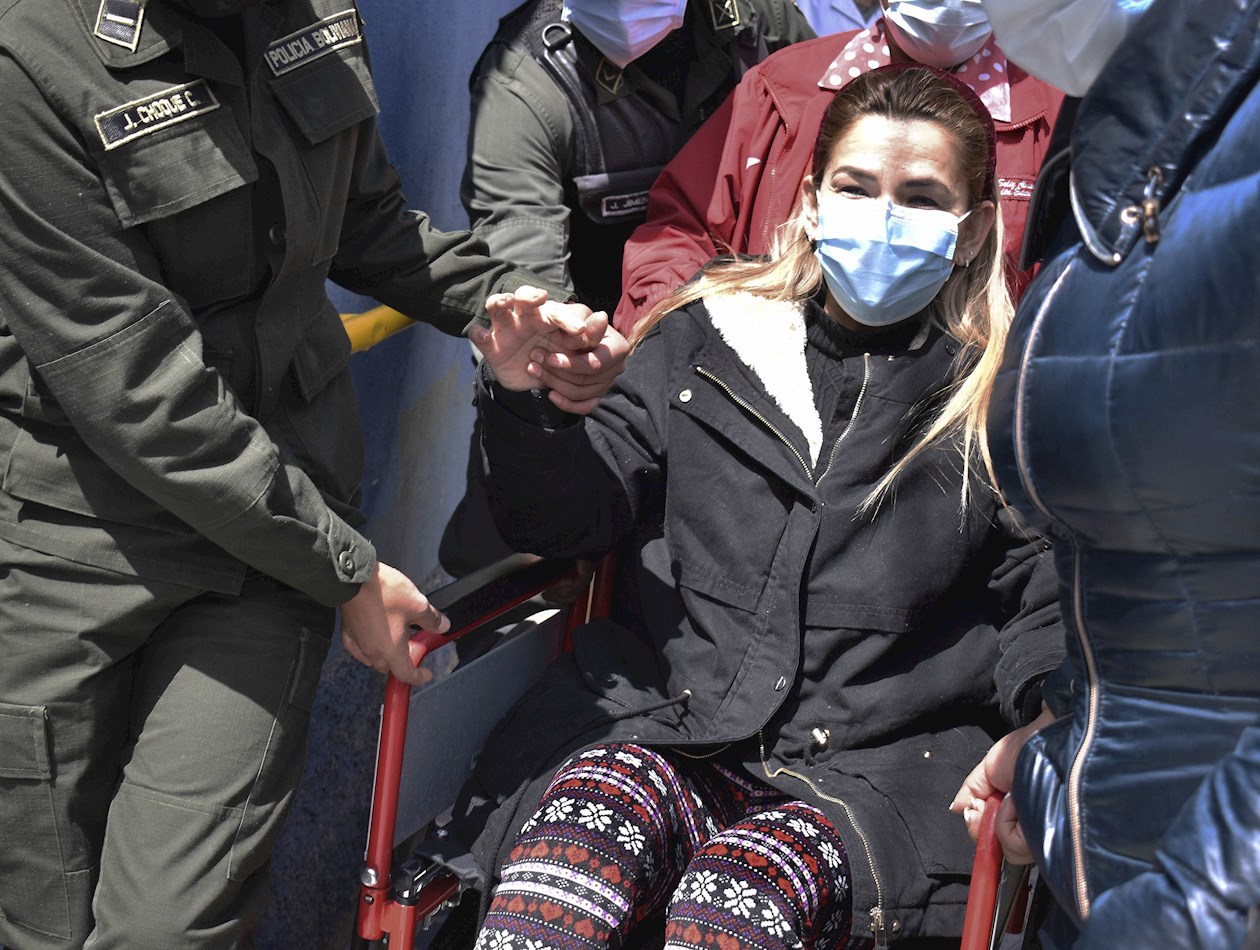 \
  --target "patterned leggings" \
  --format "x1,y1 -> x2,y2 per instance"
473,743 -> 874,950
